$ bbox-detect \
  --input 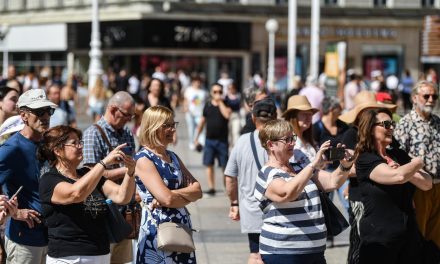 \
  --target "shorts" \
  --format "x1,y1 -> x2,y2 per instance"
47,254 -> 110,264
261,252 -> 326,264
248,233 -> 260,253
202,139 -> 228,167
